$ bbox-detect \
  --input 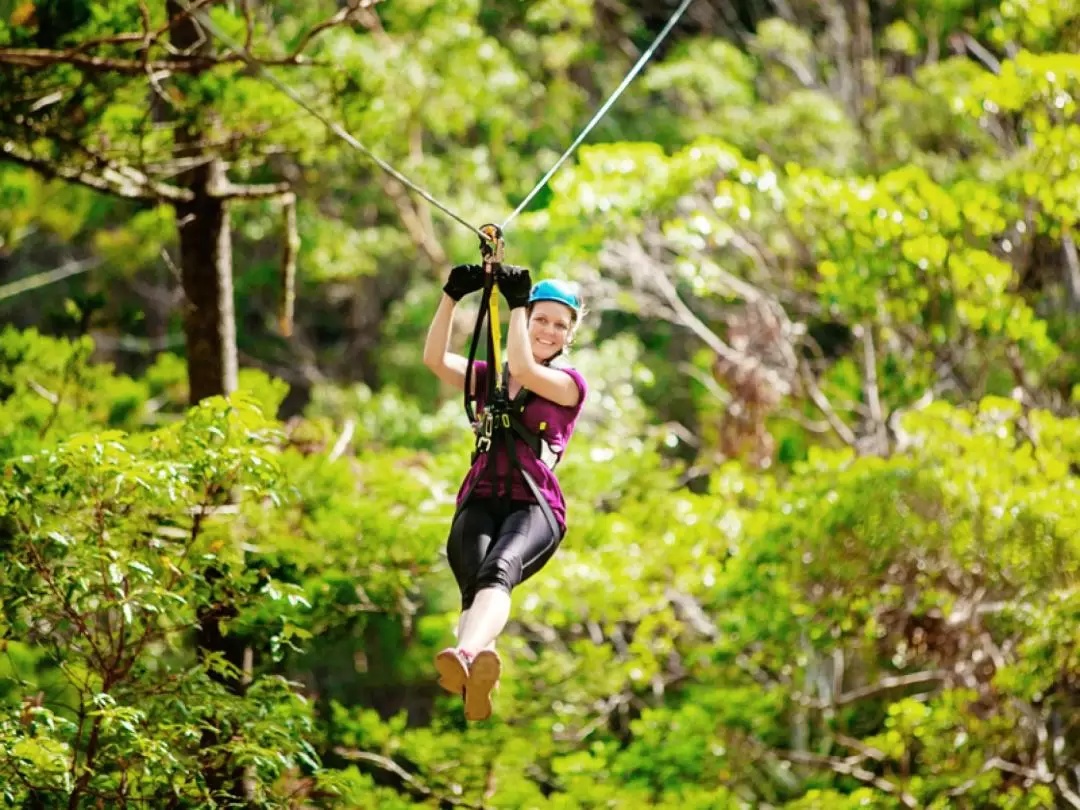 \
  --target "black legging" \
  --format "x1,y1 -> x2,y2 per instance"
447,497 -> 564,610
